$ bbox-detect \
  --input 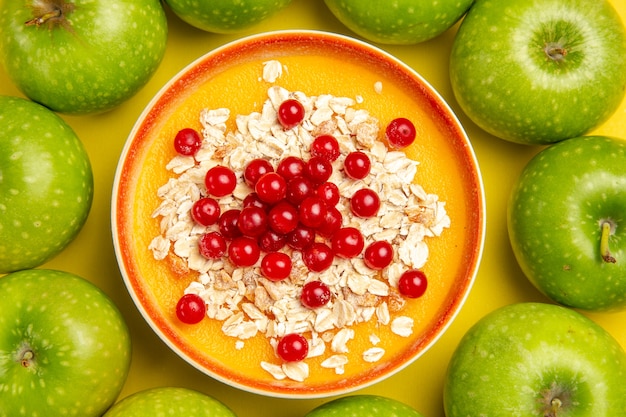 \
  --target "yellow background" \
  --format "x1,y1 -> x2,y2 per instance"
1,1 -> 625,416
